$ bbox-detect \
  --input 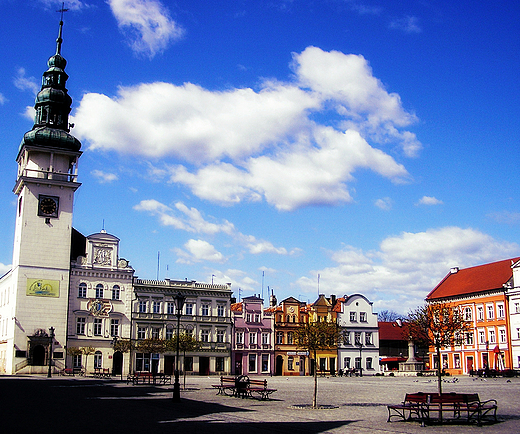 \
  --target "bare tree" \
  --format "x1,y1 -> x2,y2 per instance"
406,303 -> 470,394
166,333 -> 202,389
294,321 -> 340,408
377,310 -> 403,322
